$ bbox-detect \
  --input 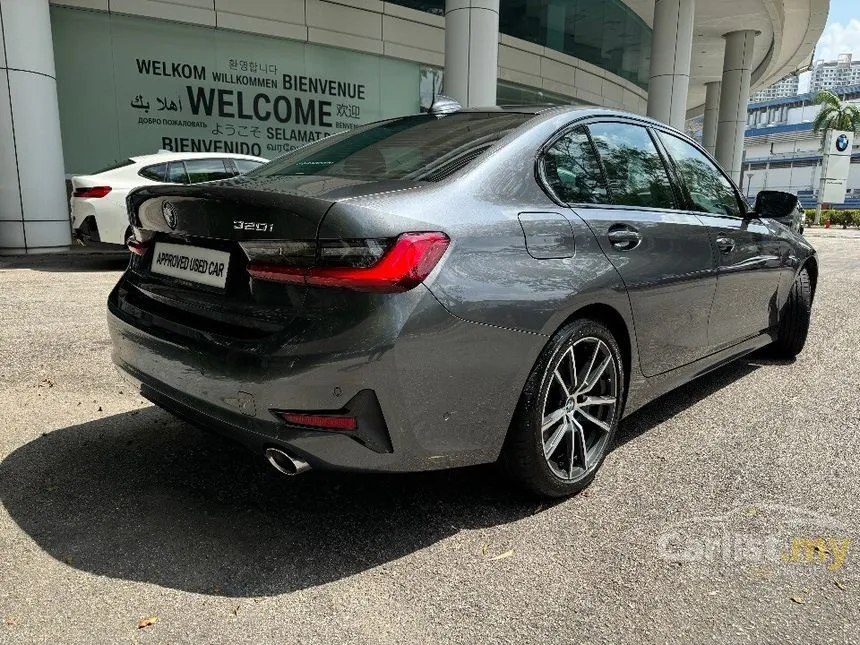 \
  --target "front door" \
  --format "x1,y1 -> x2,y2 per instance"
695,214 -> 783,348
655,131 -> 782,350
